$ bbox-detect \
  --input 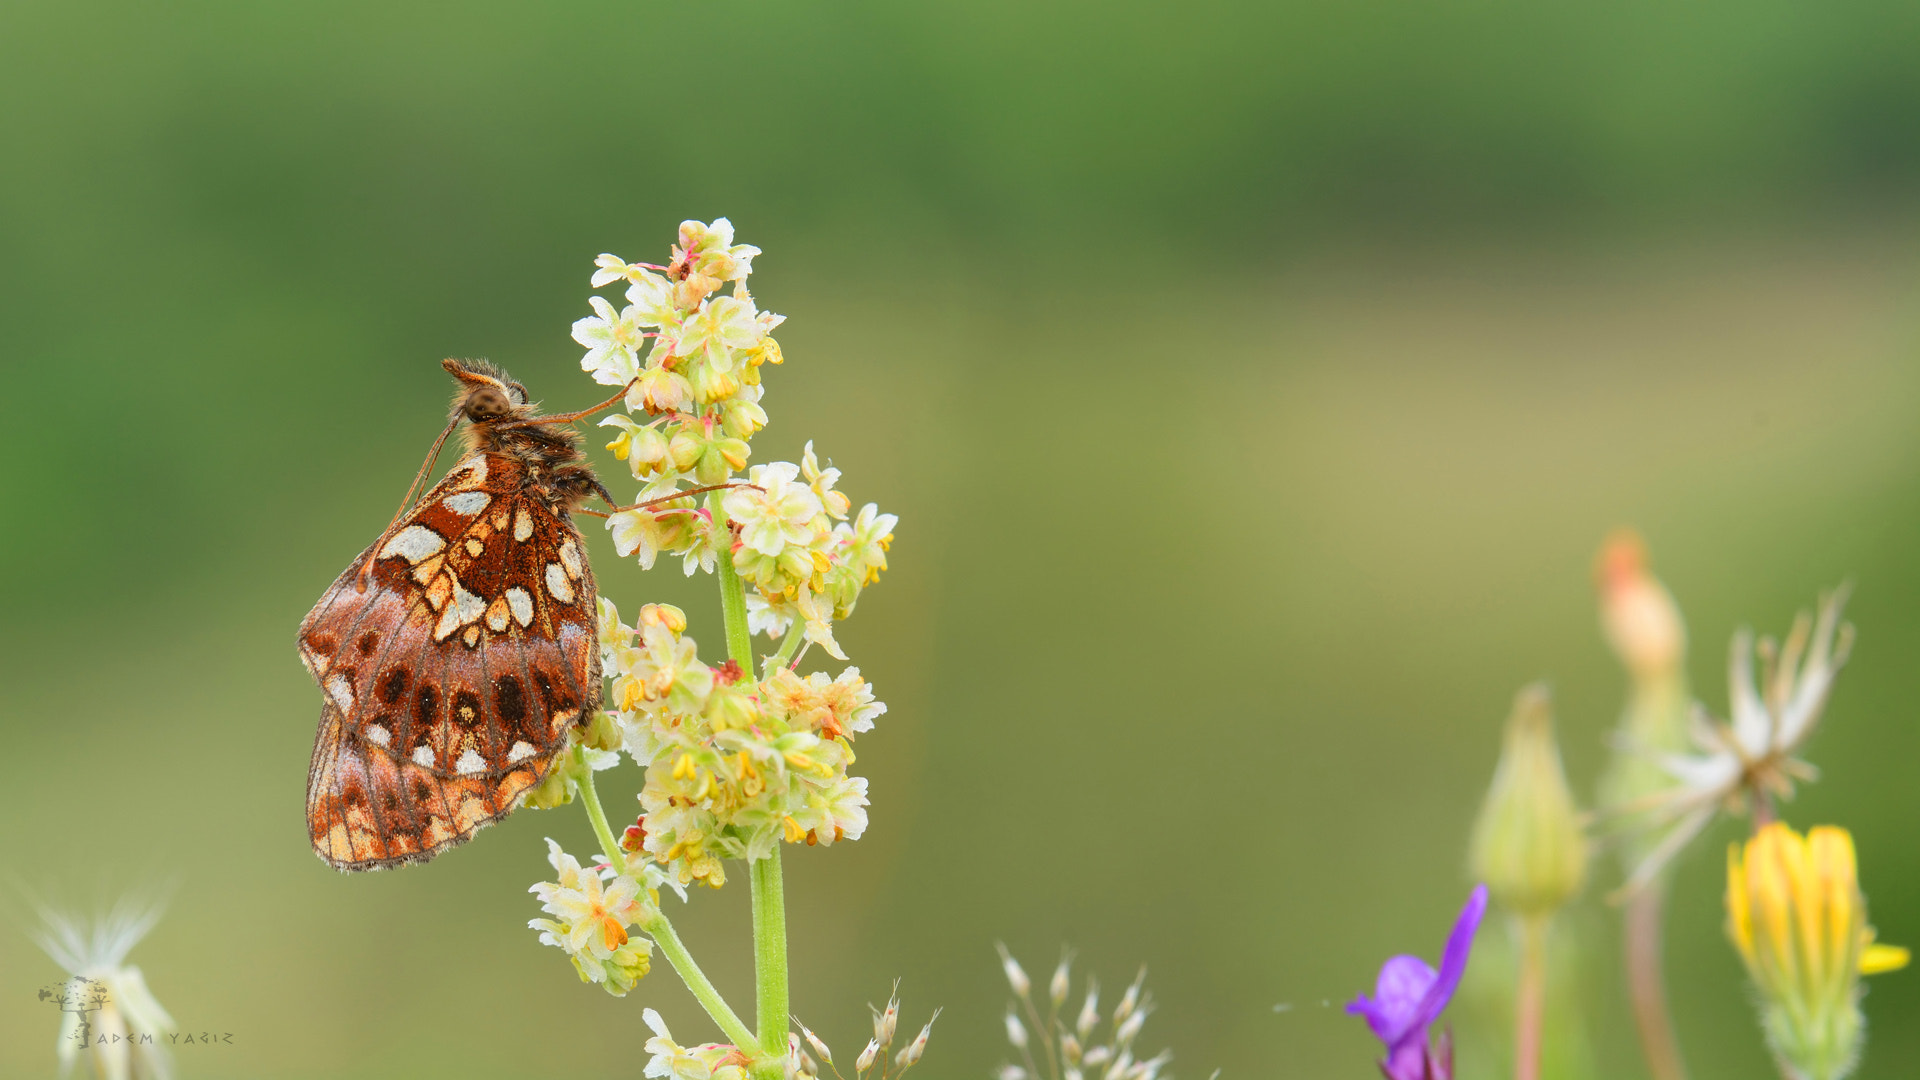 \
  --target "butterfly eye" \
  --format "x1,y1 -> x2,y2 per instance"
465,387 -> 513,420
